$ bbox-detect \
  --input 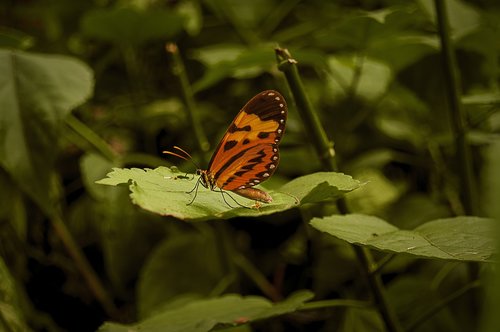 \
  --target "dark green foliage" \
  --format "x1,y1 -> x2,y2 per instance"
0,0 -> 499,331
